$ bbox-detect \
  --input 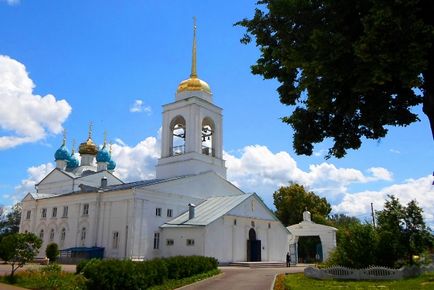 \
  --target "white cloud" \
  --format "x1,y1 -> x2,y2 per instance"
2,0 -> 20,6
129,99 -> 152,115
333,175 -> 434,226
367,167 -> 393,181
389,149 -> 401,154
224,144 -> 433,227
0,55 -> 71,149
224,145 -> 392,201
111,137 -> 160,181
